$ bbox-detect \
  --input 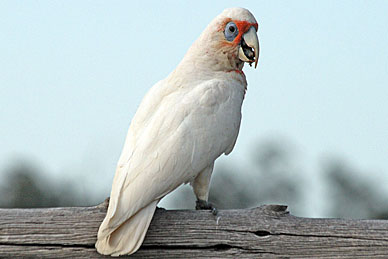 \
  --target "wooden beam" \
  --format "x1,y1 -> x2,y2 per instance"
1,200 -> 387,258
